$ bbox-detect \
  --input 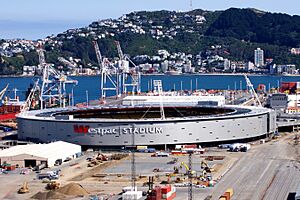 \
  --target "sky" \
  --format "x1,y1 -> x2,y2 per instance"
0,0 -> 299,40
